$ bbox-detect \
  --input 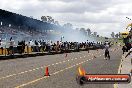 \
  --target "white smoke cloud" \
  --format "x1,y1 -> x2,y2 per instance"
0,0 -> 132,37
